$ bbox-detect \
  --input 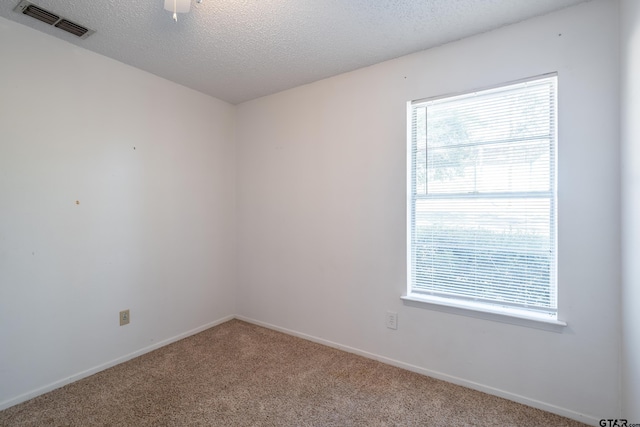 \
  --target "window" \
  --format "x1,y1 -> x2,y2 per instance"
407,75 -> 558,321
